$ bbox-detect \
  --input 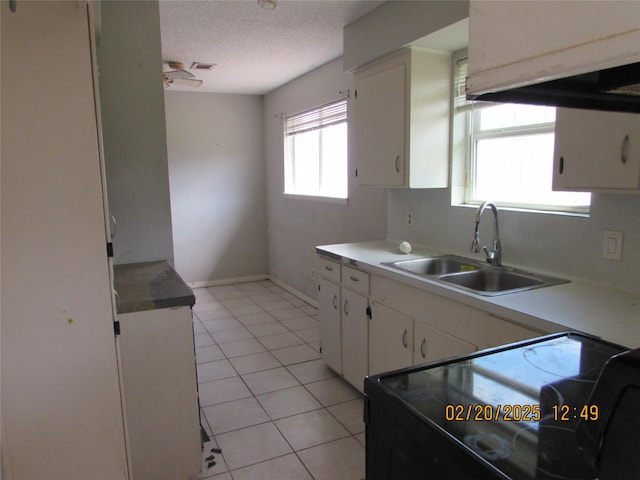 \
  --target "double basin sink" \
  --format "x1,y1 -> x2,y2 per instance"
382,255 -> 568,296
